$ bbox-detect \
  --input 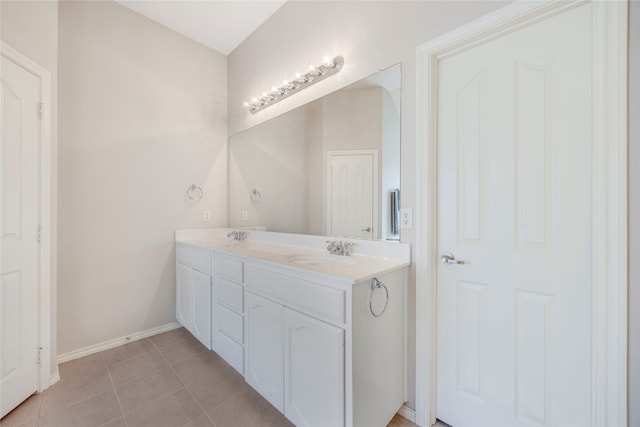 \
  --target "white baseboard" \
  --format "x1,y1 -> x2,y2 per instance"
57,322 -> 181,364
49,371 -> 60,387
37,371 -> 60,394
398,404 -> 416,423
